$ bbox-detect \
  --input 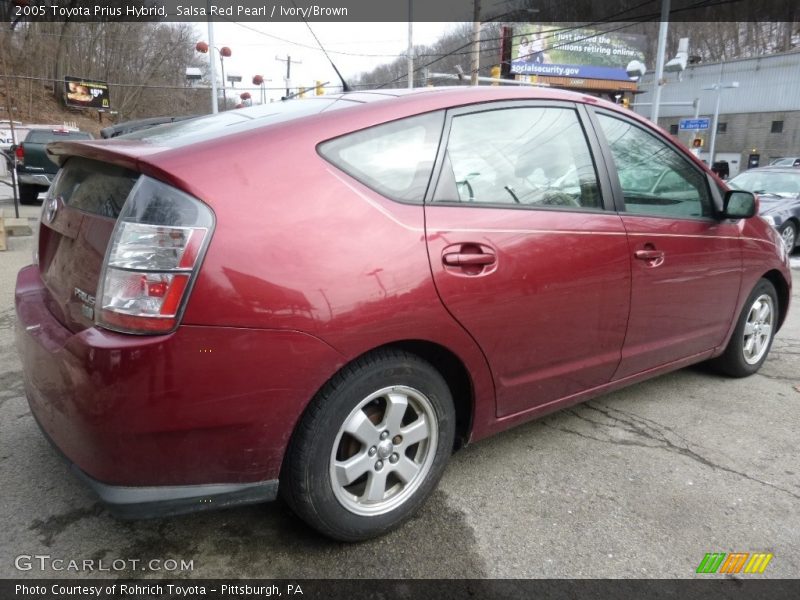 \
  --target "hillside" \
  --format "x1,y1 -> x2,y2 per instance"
2,20 -> 207,135
1,84 -> 108,136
